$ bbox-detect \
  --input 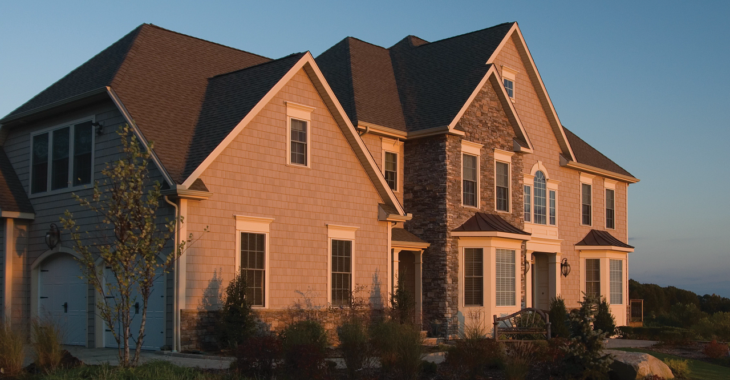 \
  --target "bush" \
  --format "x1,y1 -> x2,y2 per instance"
561,294 -> 613,379
280,320 -> 329,380
31,318 -> 64,373
659,329 -> 694,346
371,321 -> 424,380
232,334 -> 281,380
421,360 -> 438,375
216,271 -> 256,350
337,317 -> 372,378
663,358 -> 691,378
703,339 -> 729,359
504,358 -> 530,380
617,326 -> 634,338
549,296 -> 570,338
0,321 -> 25,377
390,274 -> 415,325
444,338 -> 504,378
693,311 -> 730,341
594,298 -> 616,337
